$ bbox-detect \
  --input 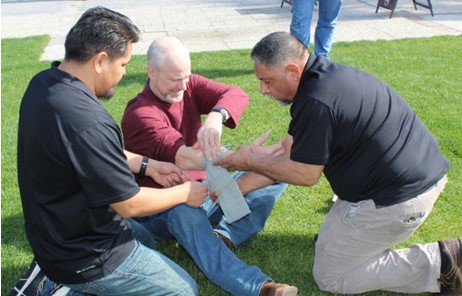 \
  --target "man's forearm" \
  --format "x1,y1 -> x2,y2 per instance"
246,155 -> 322,187
236,171 -> 276,195
247,155 -> 288,182
124,150 -> 145,174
